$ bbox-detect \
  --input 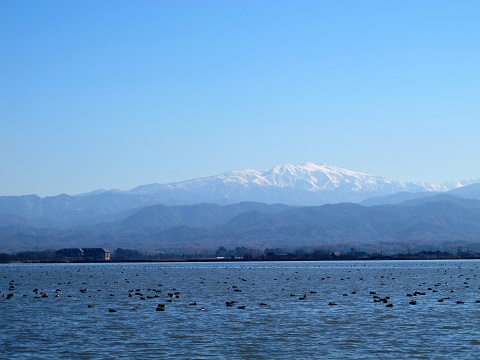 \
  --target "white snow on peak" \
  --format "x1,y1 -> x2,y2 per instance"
185,162 -> 404,192
418,180 -> 475,192
128,162 -> 474,198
